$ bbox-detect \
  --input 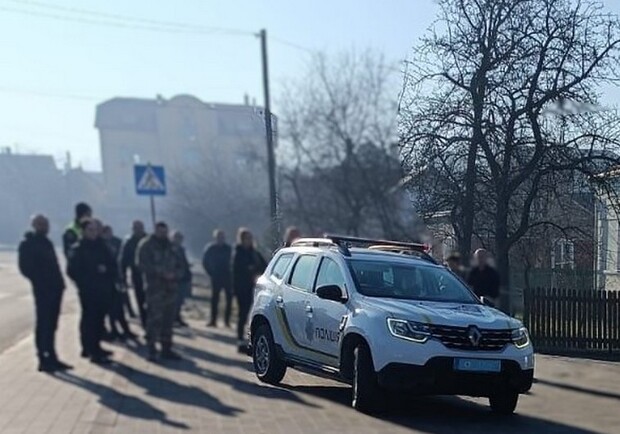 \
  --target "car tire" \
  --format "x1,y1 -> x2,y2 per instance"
252,324 -> 287,385
489,387 -> 519,415
352,343 -> 383,413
